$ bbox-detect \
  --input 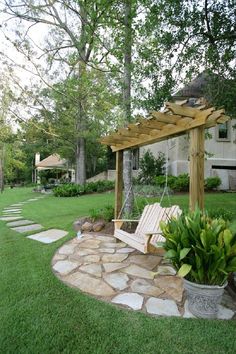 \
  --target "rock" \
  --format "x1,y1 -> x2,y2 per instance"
73,220 -> 83,232
80,264 -> 102,277
146,297 -> 180,317
121,264 -> 155,280
94,235 -> 116,242
82,222 -> 93,232
103,263 -> 128,273
76,248 -> 99,256
82,255 -> 101,263
53,260 -> 79,275
97,248 -> 115,254
131,279 -> 164,297
93,221 -> 105,232
104,273 -> 129,290
112,293 -> 143,310
155,265 -> 176,276
154,275 -> 183,302
65,272 -> 115,297
102,254 -> 129,263
117,248 -> 135,254
129,255 -> 162,270
58,244 -> 77,255
79,239 -> 101,249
